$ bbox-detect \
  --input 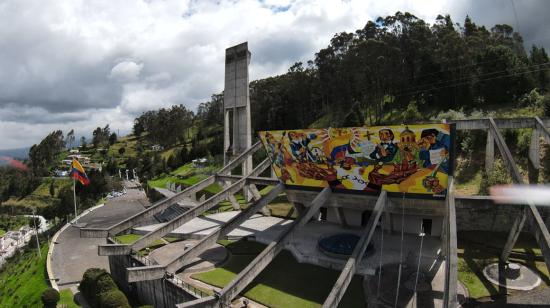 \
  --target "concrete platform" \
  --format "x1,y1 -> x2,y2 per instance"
133,212 -> 291,240
150,240 -> 228,273
135,212 -> 442,277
